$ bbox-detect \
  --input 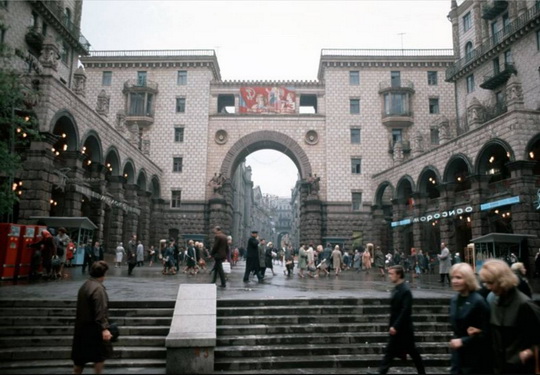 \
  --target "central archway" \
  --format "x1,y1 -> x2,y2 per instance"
219,130 -> 313,180
213,130 -> 318,246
